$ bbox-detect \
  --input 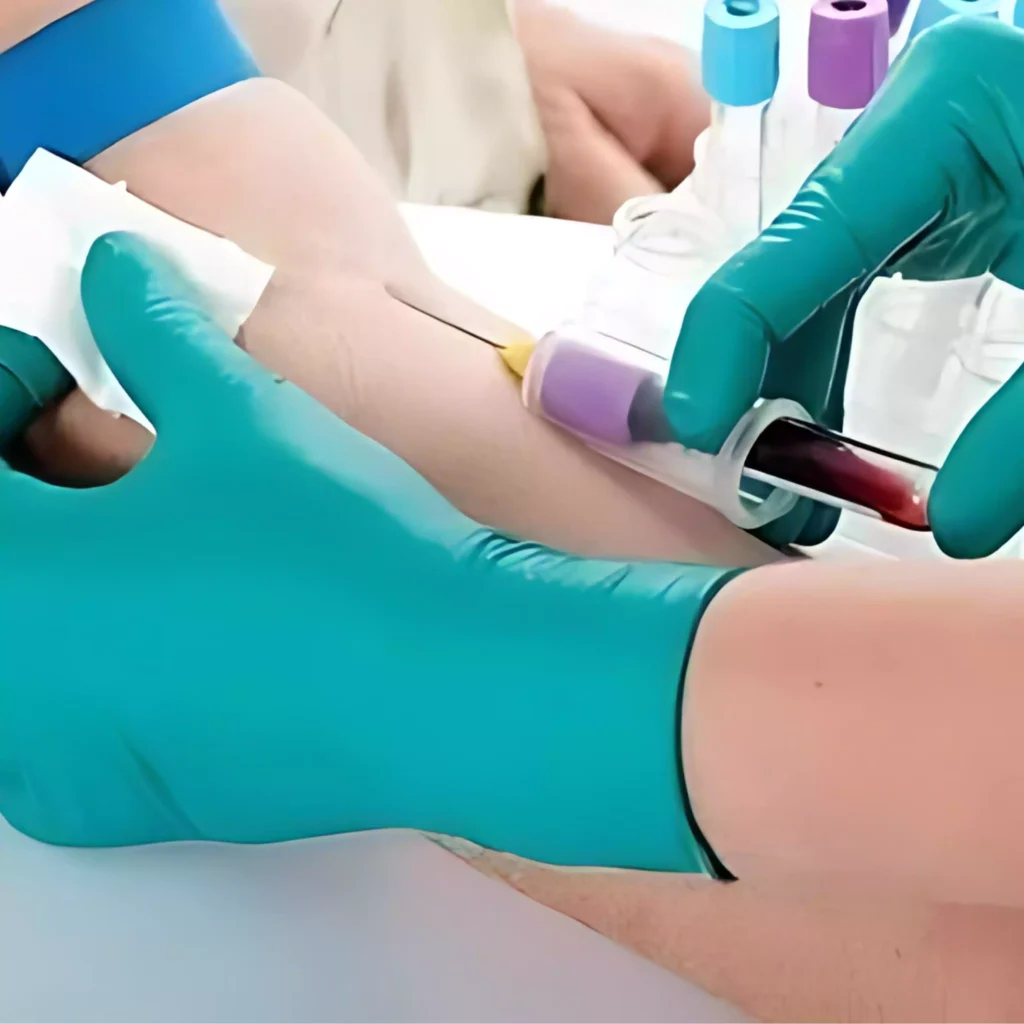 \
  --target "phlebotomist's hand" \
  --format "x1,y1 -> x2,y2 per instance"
0,233 -> 741,875
669,17 -> 1024,558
